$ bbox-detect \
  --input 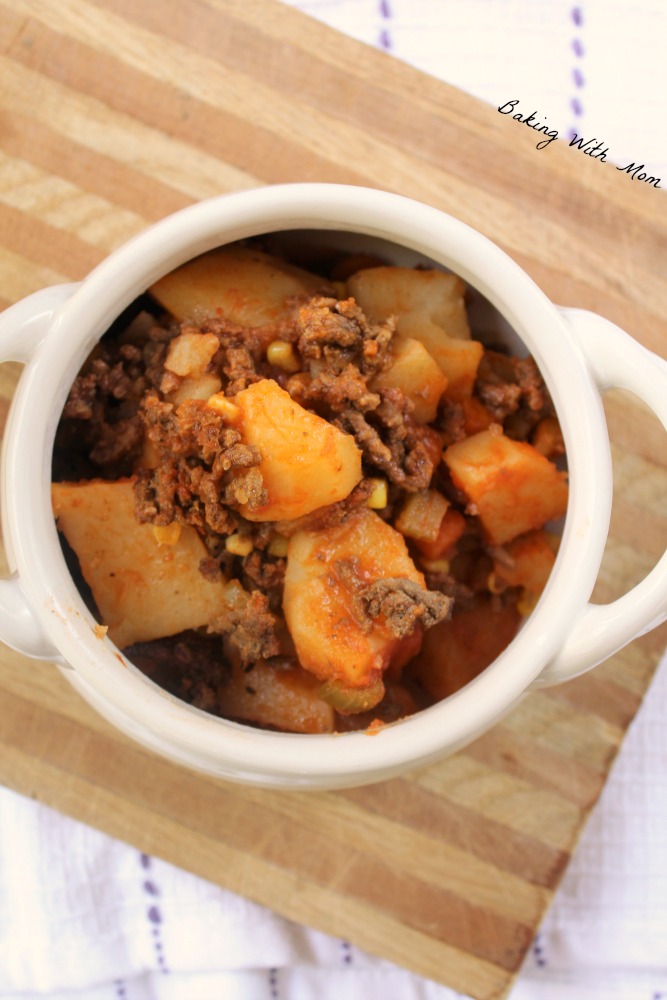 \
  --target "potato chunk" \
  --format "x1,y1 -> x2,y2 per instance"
163,330 -> 223,403
347,267 -> 482,400
443,428 -> 568,545
371,336 -> 448,423
164,331 -> 219,377
492,530 -> 557,595
283,508 -> 426,705
217,661 -> 336,734
231,379 -> 362,521
149,246 -> 326,329
347,266 -> 471,340
410,597 -> 521,700
52,479 -> 227,648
